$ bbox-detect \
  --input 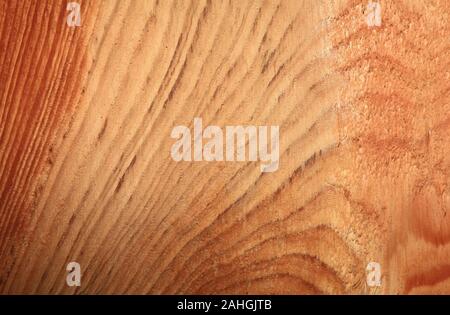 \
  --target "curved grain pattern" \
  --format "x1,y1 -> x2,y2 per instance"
0,0 -> 449,294
332,0 -> 450,293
